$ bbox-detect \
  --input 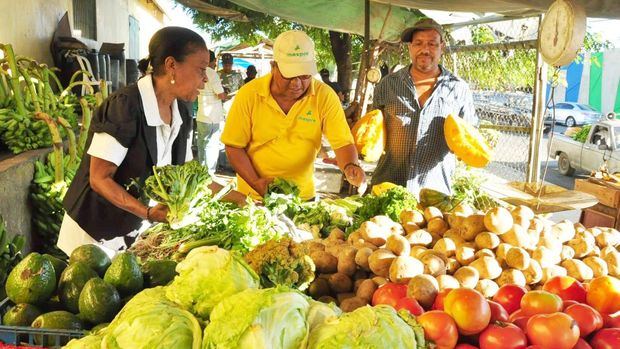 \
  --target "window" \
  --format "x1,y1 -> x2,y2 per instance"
556,103 -> 573,110
128,16 -> 140,60
578,104 -> 596,111
73,0 -> 97,40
